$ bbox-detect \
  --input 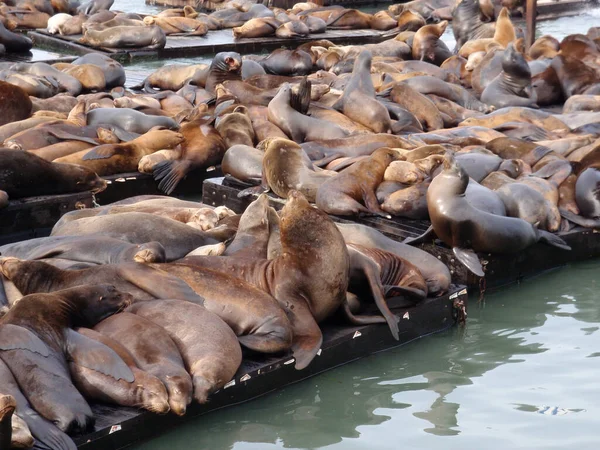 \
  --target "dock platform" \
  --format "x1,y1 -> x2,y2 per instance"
72,284 -> 467,449
202,177 -> 600,292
